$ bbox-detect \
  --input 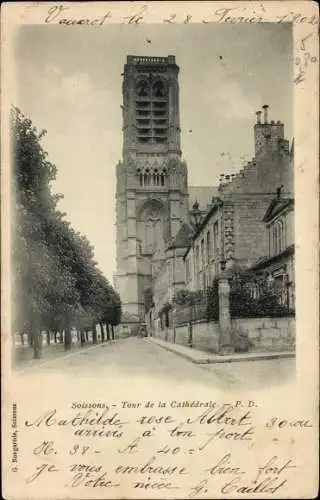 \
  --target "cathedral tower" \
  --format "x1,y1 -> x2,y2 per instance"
115,55 -> 189,320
